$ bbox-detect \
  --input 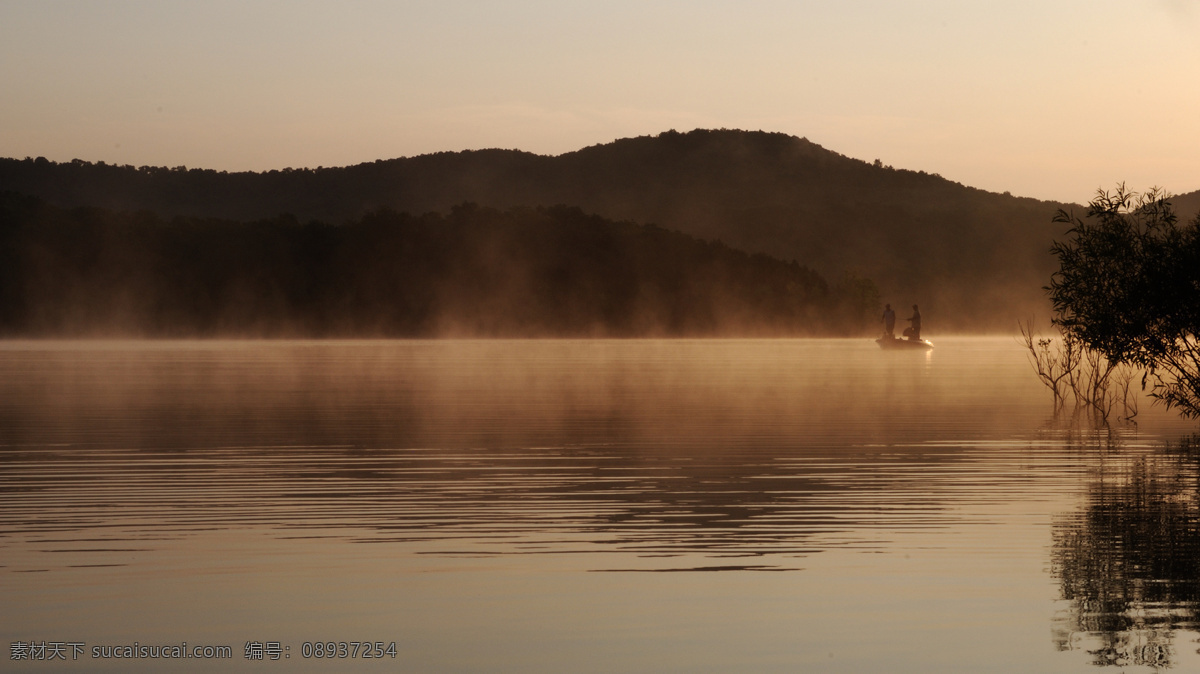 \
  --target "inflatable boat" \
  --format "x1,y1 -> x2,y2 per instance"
876,336 -> 934,350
